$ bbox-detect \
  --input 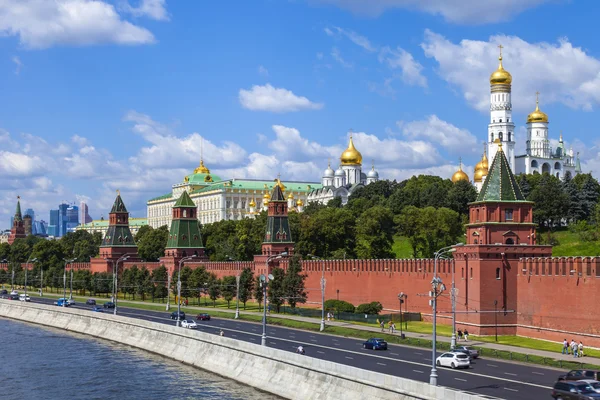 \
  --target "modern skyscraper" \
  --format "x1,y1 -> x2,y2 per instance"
23,208 -> 35,221
48,209 -> 59,237
79,201 -> 93,224
66,205 -> 79,233
58,203 -> 69,237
